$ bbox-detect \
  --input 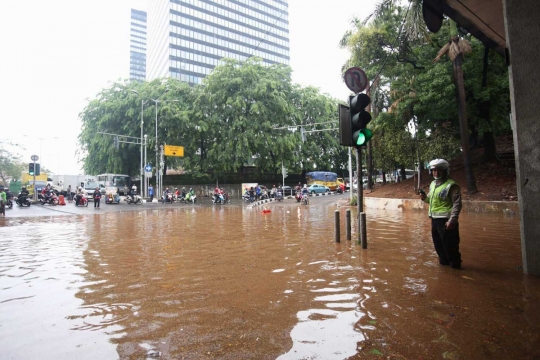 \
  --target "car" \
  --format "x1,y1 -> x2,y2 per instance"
27,180 -> 47,194
281,186 -> 296,196
307,184 -> 330,194
82,181 -> 105,199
